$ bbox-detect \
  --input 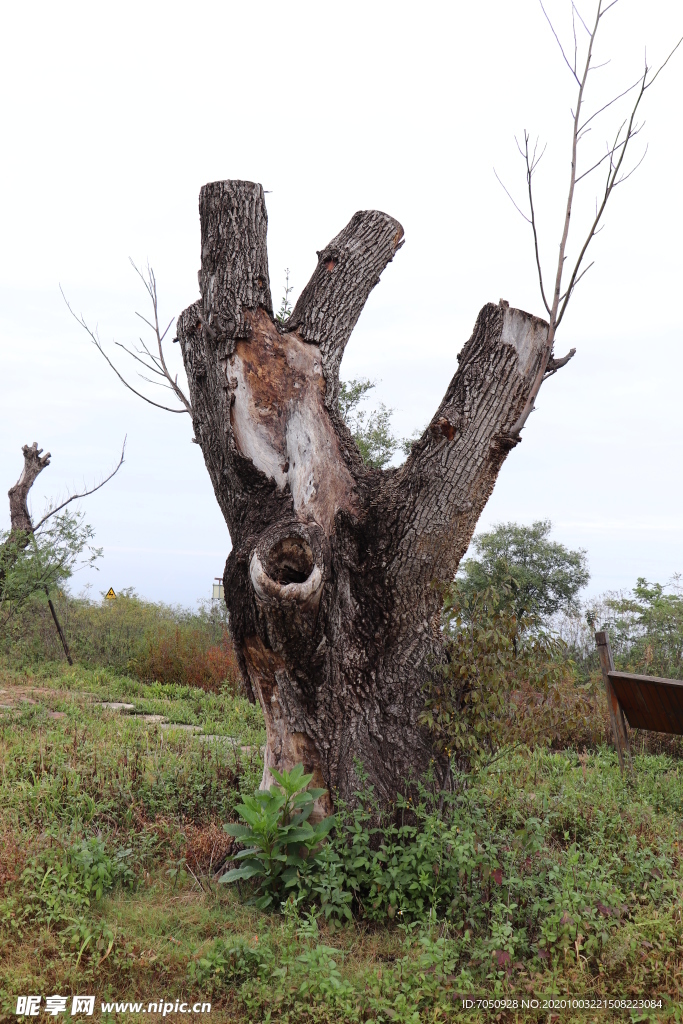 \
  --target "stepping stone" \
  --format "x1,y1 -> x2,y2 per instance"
100,702 -> 136,712
196,734 -> 237,744
159,722 -> 202,732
